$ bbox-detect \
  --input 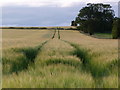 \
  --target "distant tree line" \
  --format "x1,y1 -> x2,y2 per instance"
2,27 -> 47,29
71,3 -> 120,39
